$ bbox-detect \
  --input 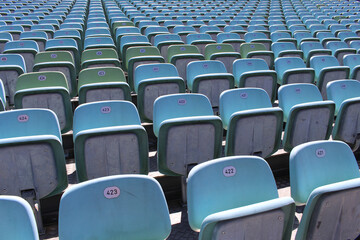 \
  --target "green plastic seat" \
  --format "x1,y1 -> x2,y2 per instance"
134,63 -> 185,122
153,93 -> 223,176
187,156 -> 295,240
73,101 -> 148,182
220,88 -> 283,157
290,140 -> 360,240
119,35 -> 151,63
14,71 -> 73,133
32,51 -> 77,98
310,55 -> 350,100
240,43 -> 275,69
278,83 -> 335,152
186,33 -> 216,55
125,46 -> 165,91
80,48 -> 120,69
233,58 -> 277,103
0,196 -> 39,240
167,44 -> 205,84
59,175 -> 171,240
204,43 -> 241,73
78,67 -> 131,104
0,108 -> 68,233
275,57 -> 315,85
112,20 -> 135,35
343,54 -> 360,80
327,80 -> 360,150
187,60 -> 235,108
